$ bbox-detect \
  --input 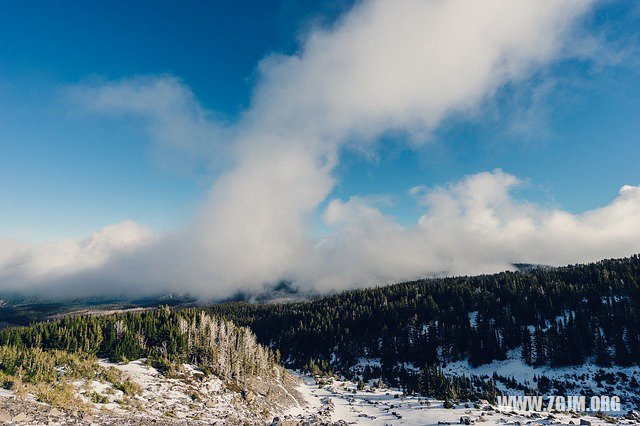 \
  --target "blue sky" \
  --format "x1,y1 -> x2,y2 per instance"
1,1 -> 640,298
1,0 -> 638,242
0,0 -> 352,240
